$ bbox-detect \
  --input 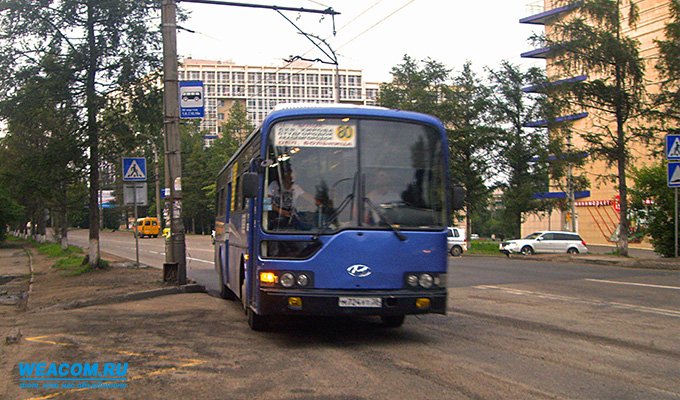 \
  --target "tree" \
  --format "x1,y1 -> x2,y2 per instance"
655,0 -> 680,128
488,62 -> 548,239
378,55 -> 450,118
221,101 -> 255,144
0,51 -> 83,246
630,163 -> 675,256
0,1 -> 161,266
442,62 -> 497,240
539,0 -> 651,256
